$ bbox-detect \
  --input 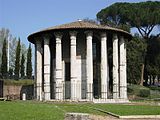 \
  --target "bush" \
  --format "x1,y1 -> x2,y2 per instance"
138,89 -> 150,97
4,79 -> 34,86
149,86 -> 160,91
127,87 -> 134,94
